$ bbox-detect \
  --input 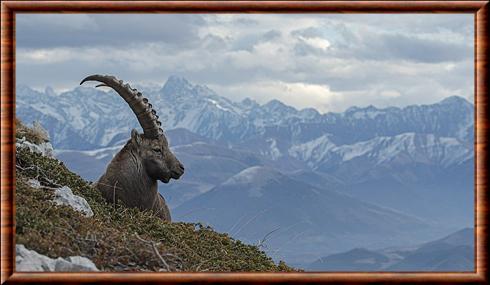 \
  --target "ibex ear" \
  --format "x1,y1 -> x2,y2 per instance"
131,129 -> 142,145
